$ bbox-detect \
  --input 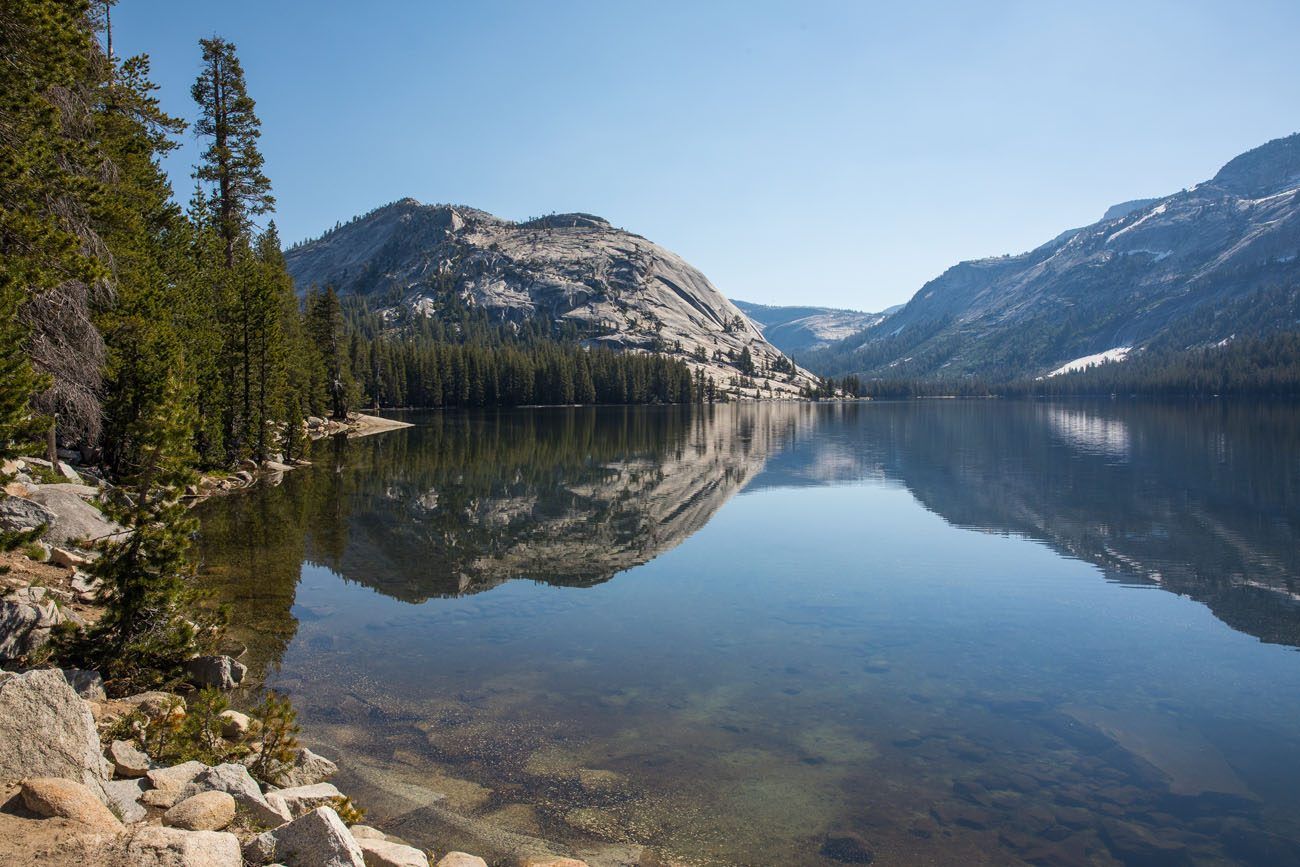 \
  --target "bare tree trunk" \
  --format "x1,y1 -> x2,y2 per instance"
46,416 -> 58,467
